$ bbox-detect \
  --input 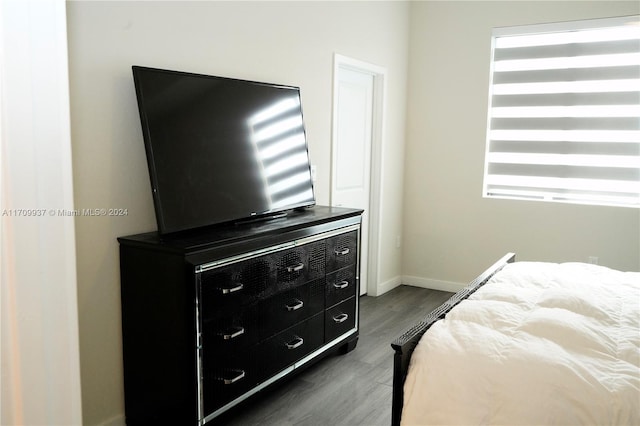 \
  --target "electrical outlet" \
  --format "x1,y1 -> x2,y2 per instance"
310,165 -> 317,182
396,235 -> 401,249
588,256 -> 598,265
